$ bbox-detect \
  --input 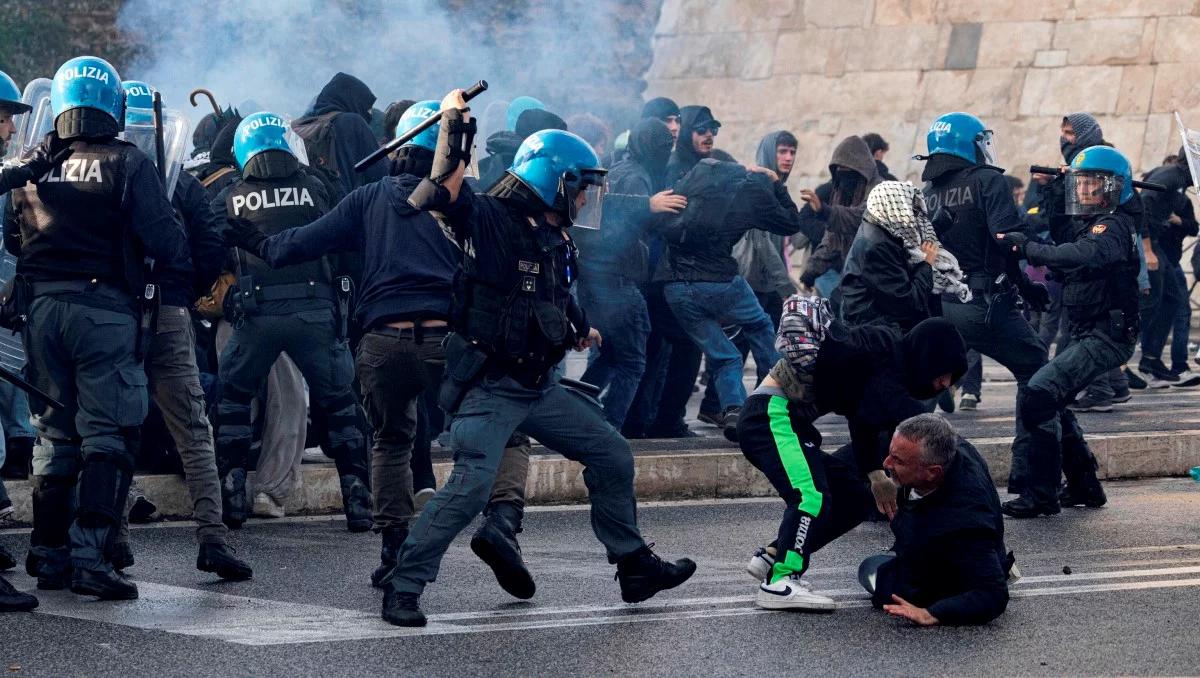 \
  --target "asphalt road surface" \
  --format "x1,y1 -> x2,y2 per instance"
4,478 -> 1200,676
